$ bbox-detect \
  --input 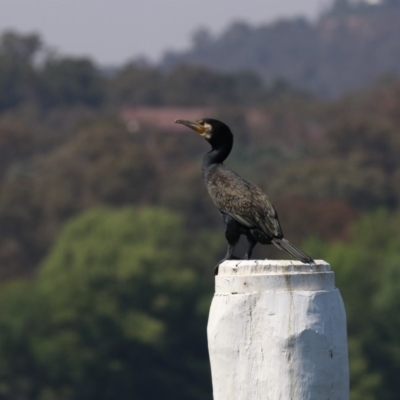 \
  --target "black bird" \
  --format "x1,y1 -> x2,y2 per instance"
175,118 -> 315,274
